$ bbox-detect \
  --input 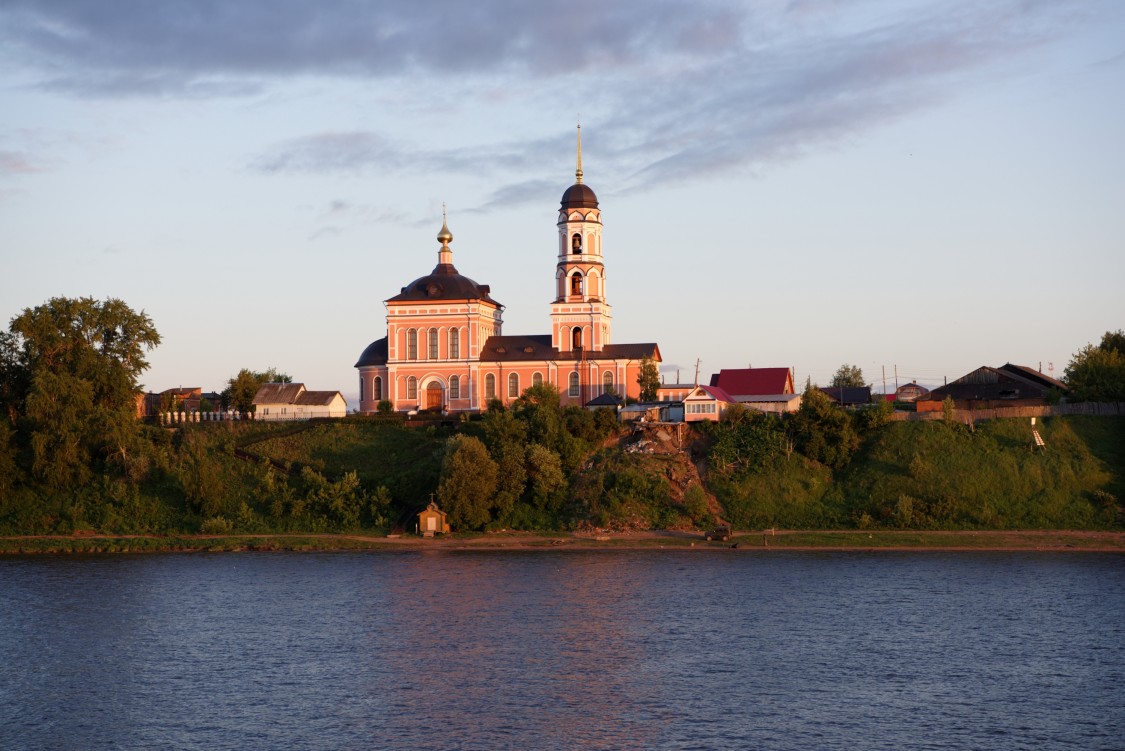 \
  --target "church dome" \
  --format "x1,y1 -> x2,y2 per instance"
560,182 -> 599,210
386,212 -> 499,304
390,263 -> 496,303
